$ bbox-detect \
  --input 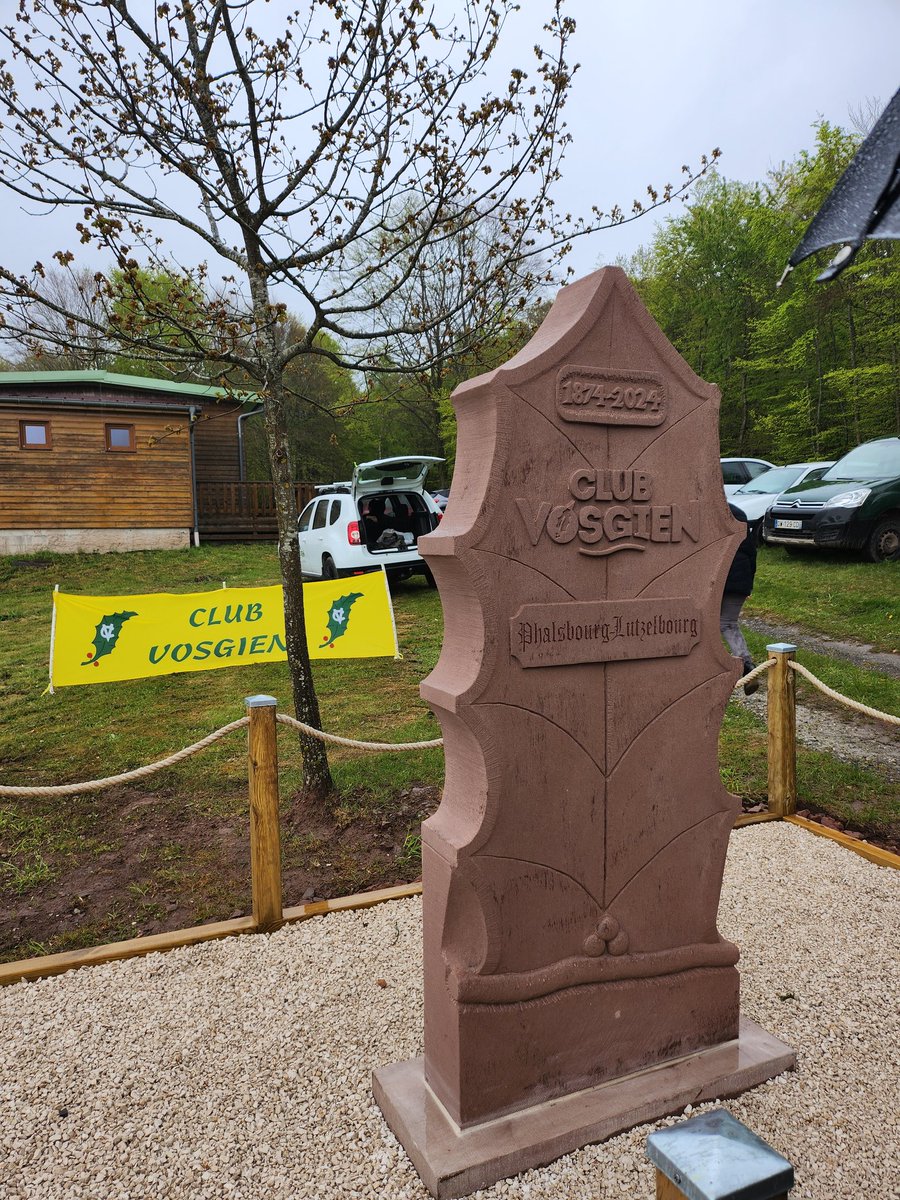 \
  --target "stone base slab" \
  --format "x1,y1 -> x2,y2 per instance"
373,1017 -> 795,1199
